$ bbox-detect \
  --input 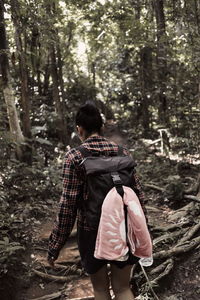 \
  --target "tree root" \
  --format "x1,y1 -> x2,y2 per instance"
150,258 -> 173,275
32,269 -> 79,283
31,293 -> 94,300
153,228 -> 188,246
145,218 -> 200,291
152,220 -> 190,232
36,262 -> 82,275
144,182 -> 200,202
154,236 -> 200,259
184,194 -> 200,203
151,258 -> 174,285
30,291 -> 63,300
178,221 -> 200,244
167,202 -> 195,221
